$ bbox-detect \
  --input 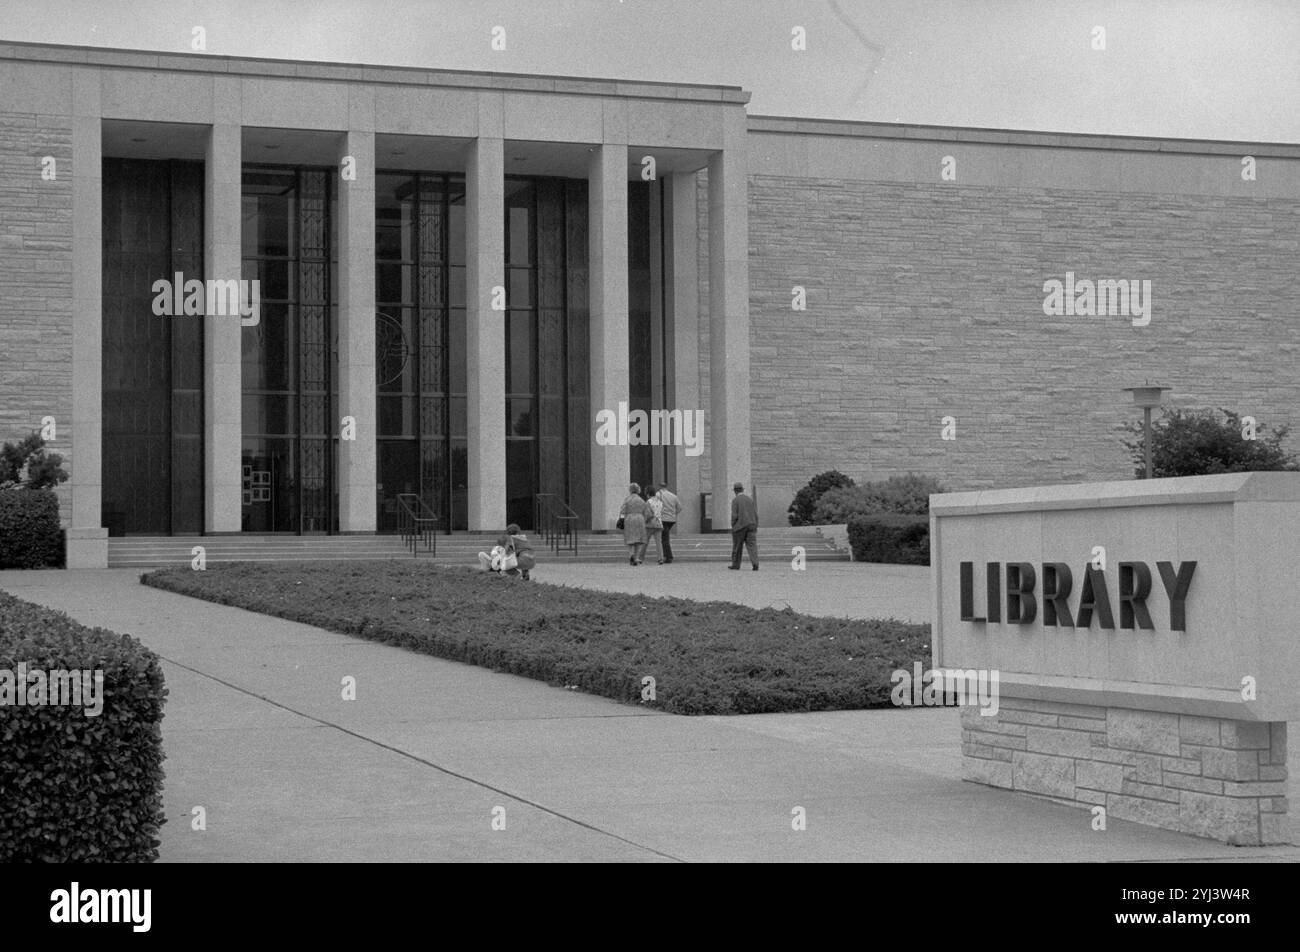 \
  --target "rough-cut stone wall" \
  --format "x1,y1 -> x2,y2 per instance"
0,110 -> 73,521
711,171 -> 1300,525
963,699 -> 1288,845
